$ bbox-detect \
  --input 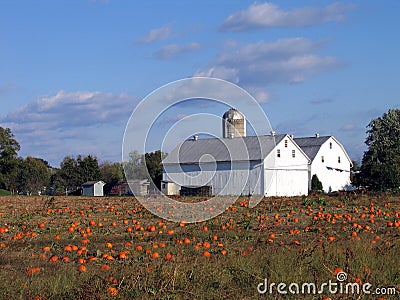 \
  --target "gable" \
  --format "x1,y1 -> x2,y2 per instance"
294,136 -> 352,166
